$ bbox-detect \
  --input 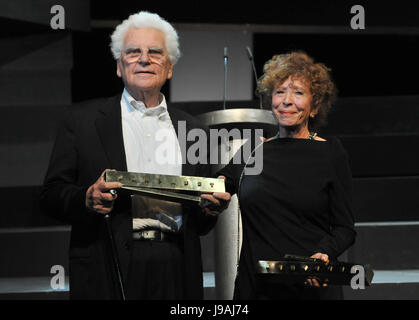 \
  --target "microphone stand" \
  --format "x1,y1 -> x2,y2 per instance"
104,191 -> 126,300
223,47 -> 228,110
246,46 -> 263,109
